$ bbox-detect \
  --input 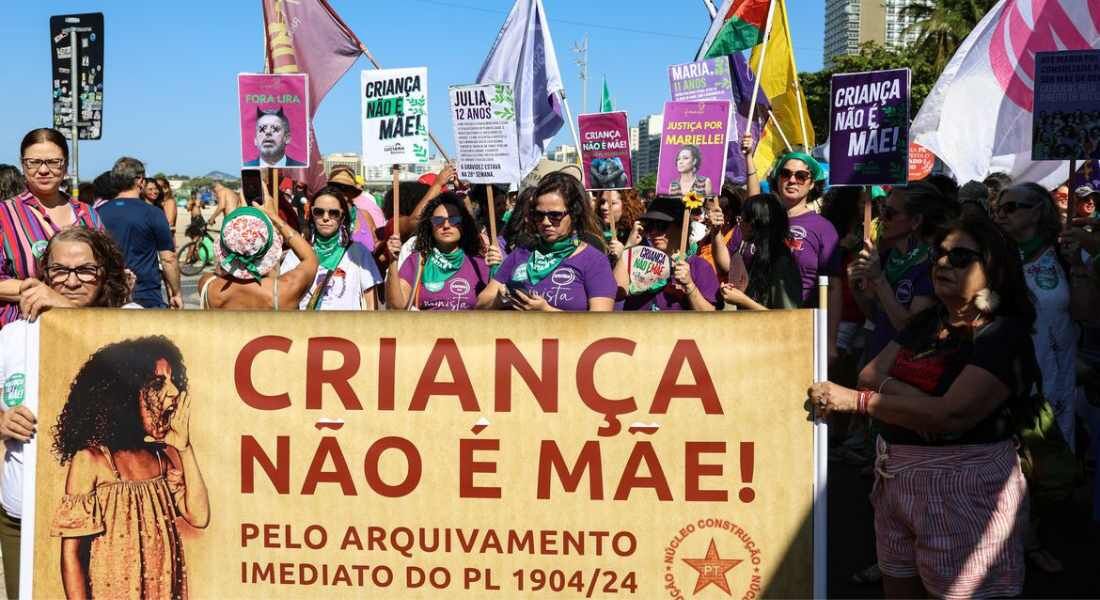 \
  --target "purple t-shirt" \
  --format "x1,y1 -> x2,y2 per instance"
622,256 -> 720,311
399,253 -> 490,311
867,250 -> 933,357
785,212 -> 840,305
493,244 -> 617,311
